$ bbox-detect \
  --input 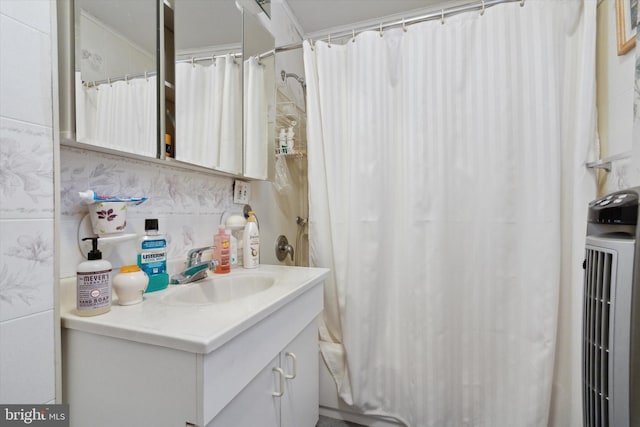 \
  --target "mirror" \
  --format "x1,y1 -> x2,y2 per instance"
243,9 -> 275,179
173,0 -> 243,174
74,0 -> 158,158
